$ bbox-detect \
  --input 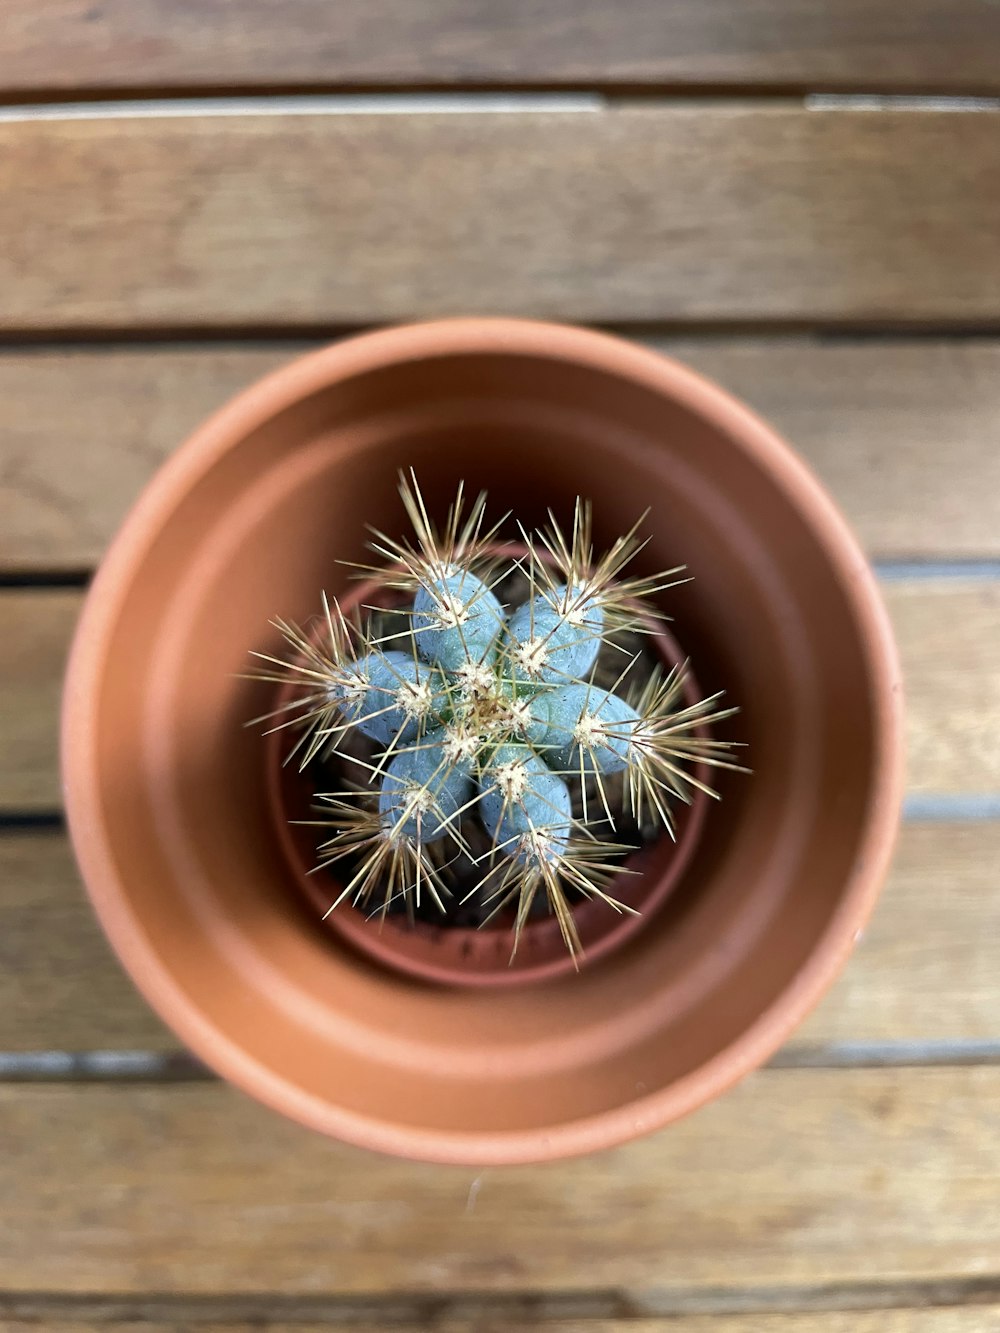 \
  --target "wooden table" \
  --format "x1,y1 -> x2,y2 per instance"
2,4 -> 1000,1329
